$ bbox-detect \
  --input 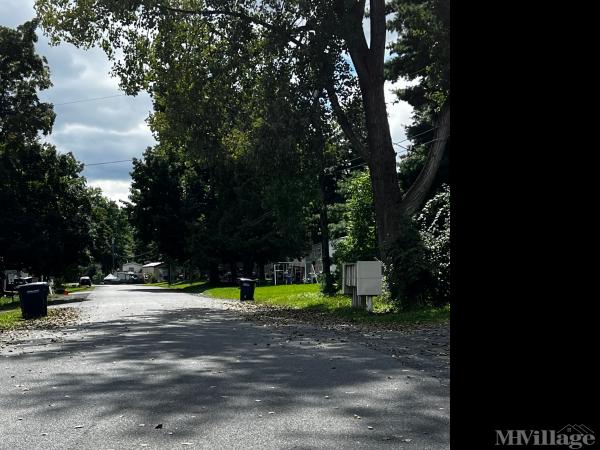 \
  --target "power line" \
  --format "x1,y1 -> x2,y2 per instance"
83,159 -> 134,167
412,136 -> 449,148
393,142 -> 409,150
394,126 -> 438,145
51,93 -> 127,107
331,135 -> 450,174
